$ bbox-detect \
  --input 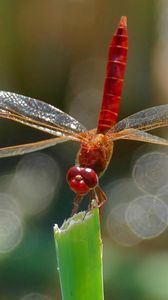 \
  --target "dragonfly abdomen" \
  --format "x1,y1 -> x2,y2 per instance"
97,16 -> 128,134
